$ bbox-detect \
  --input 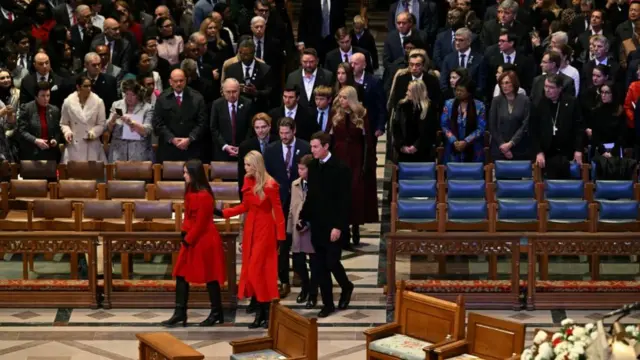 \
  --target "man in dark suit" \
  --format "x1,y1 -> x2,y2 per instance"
389,50 -> 442,115
90,18 -> 132,73
225,39 -> 273,113
82,52 -> 117,114
16,82 -> 62,162
440,27 -> 487,95
324,27 -> 373,75
530,73 -> 584,179
383,11 -> 426,69
268,87 -> 319,142
237,112 -> 275,197
152,69 -> 207,162
488,30 -> 535,94
575,10 -> 615,65
479,0 -> 529,49
310,86 -> 333,133
210,78 -> 255,161
263,117 -> 311,299
285,48 -> 332,110
581,35 -> 620,89
299,131 -> 353,318
387,0 -> 438,48
70,5 -> 101,60
351,53 -> 387,137
297,0 -> 345,63
20,53 -> 67,109
53,0 -> 76,28
530,50 -> 576,105
615,2 -> 640,42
